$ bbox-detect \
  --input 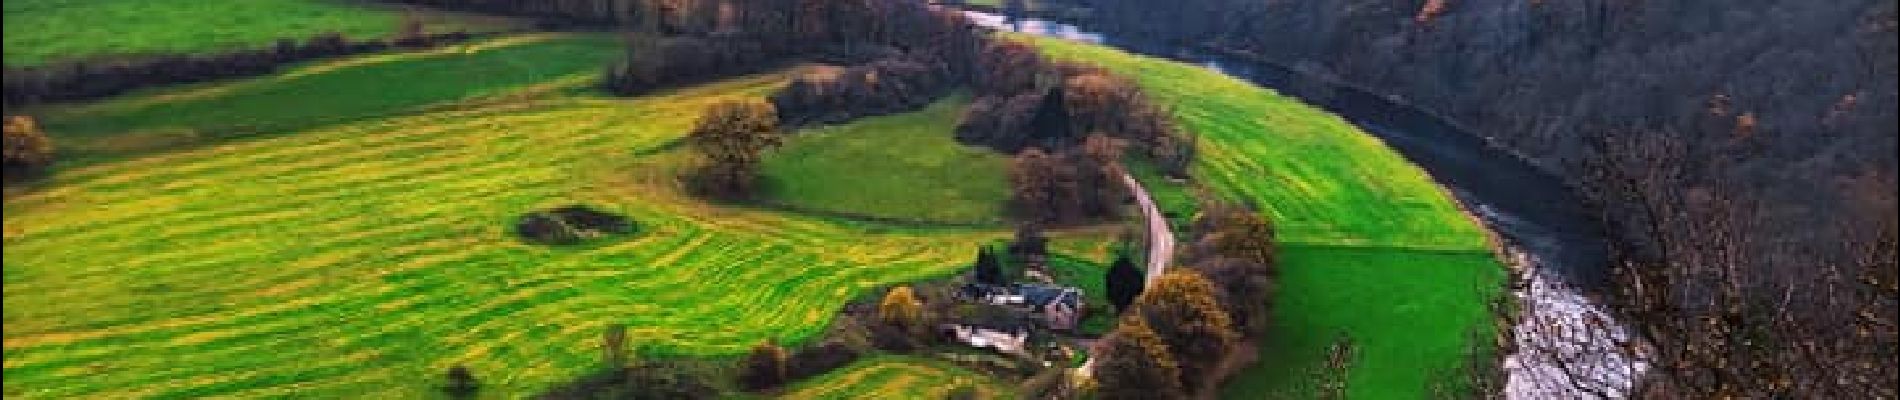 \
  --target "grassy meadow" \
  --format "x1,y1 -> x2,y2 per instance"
3,0 -> 517,67
1022,35 -> 1506,398
32,34 -> 622,165
779,356 -> 1015,400
1,36 -> 1016,397
760,93 -> 1012,226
